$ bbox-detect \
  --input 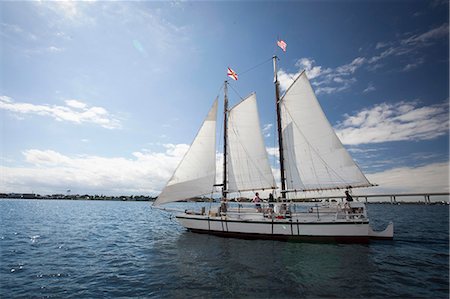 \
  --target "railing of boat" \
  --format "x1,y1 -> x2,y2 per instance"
218,201 -> 366,221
